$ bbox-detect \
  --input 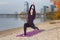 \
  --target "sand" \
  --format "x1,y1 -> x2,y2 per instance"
0,20 -> 60,40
